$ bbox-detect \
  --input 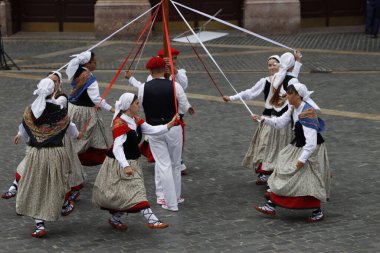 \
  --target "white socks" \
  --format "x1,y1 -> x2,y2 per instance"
8,180 -> 18,193
111,212 -> 124,223
141,208 -> 160,224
